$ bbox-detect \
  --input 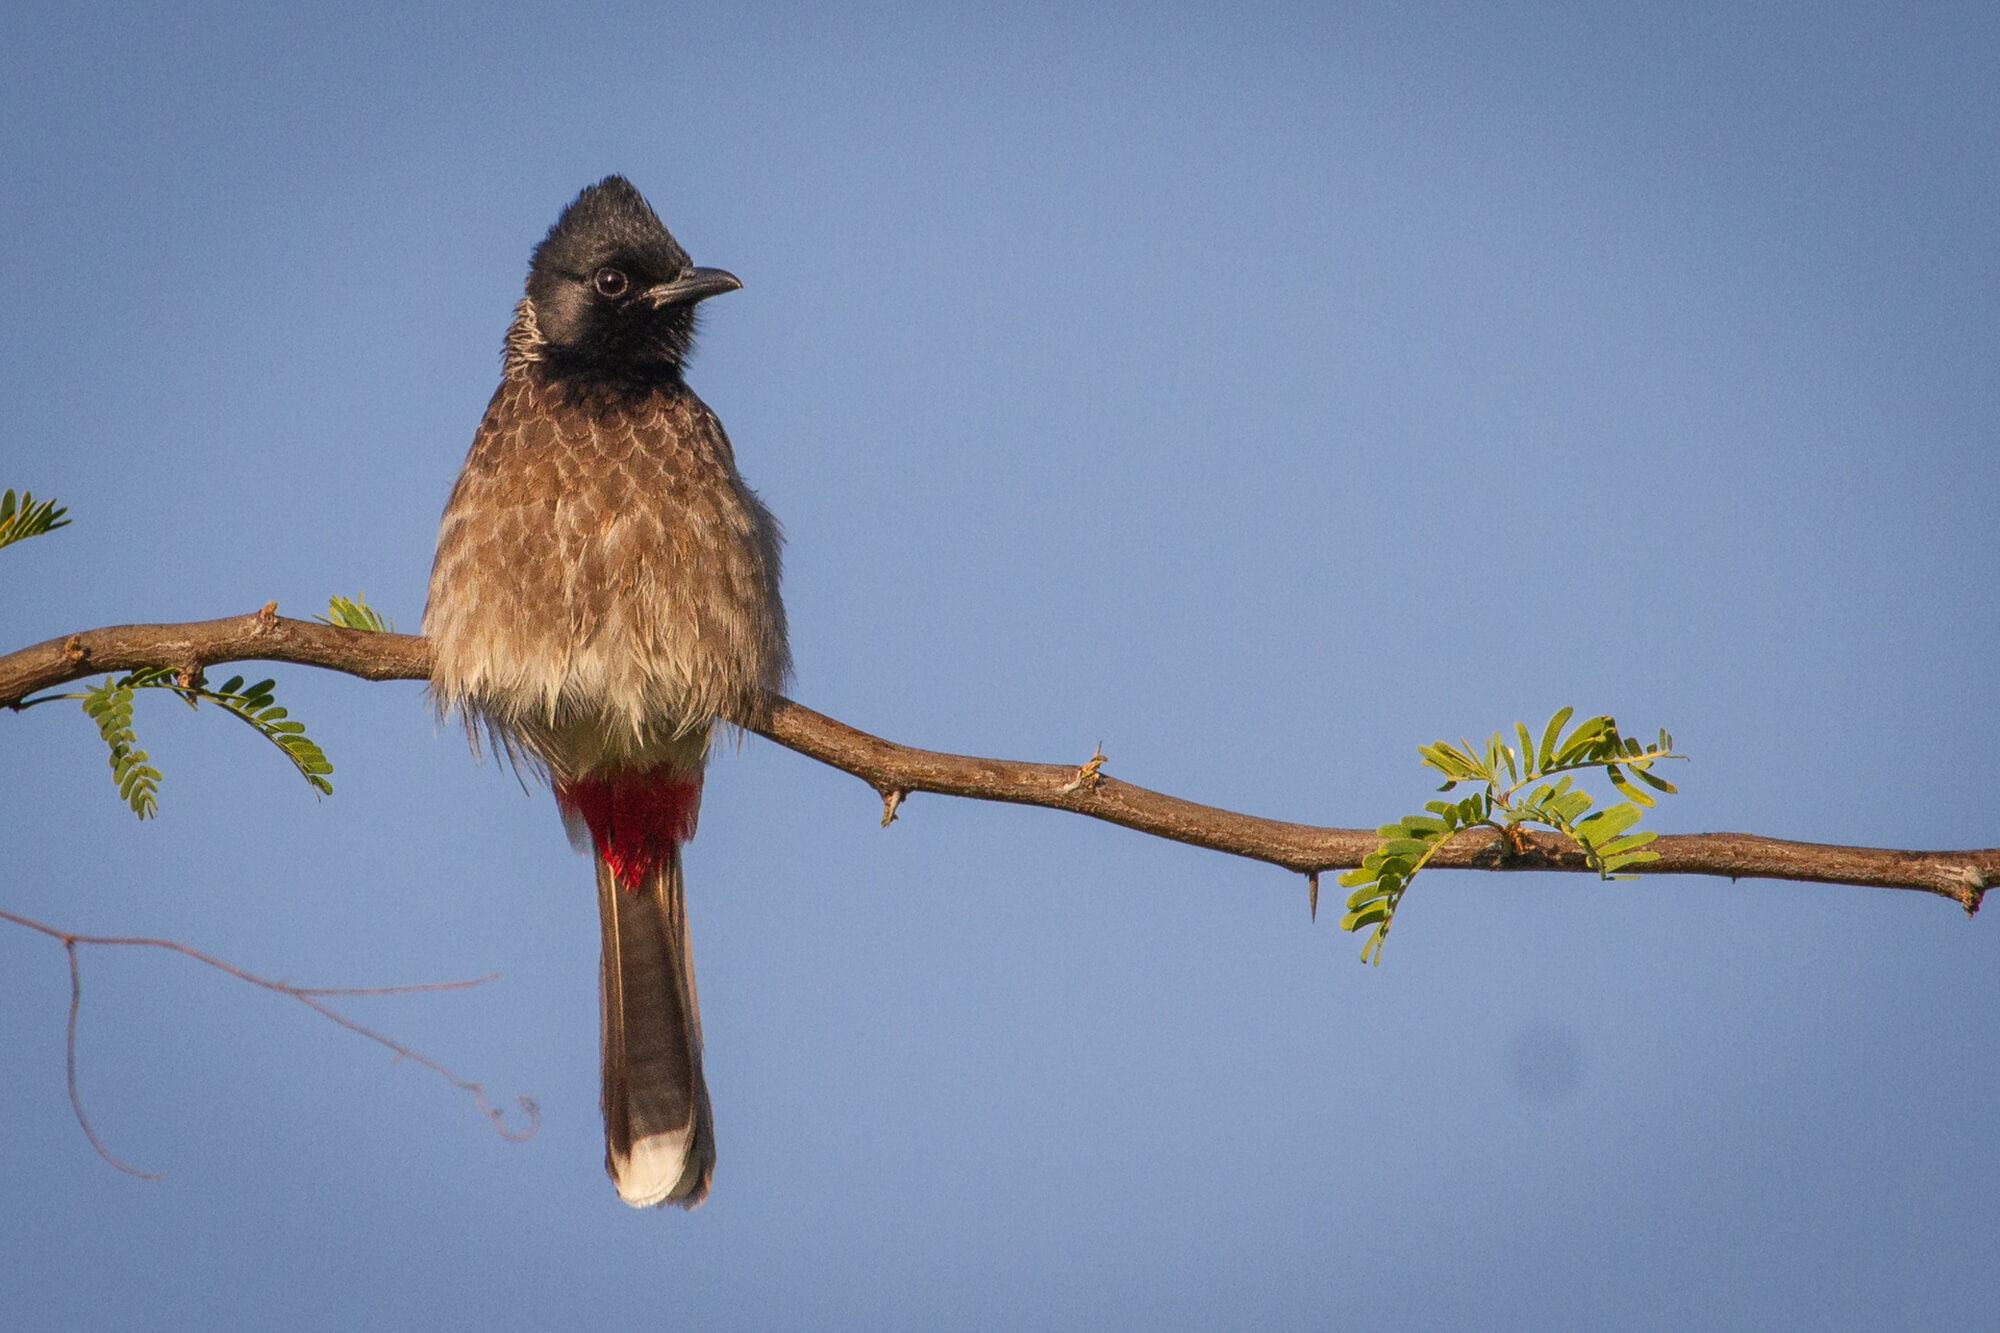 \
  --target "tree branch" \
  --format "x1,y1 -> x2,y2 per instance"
3,609 -> 1991,912
0,906 -> 538,1177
